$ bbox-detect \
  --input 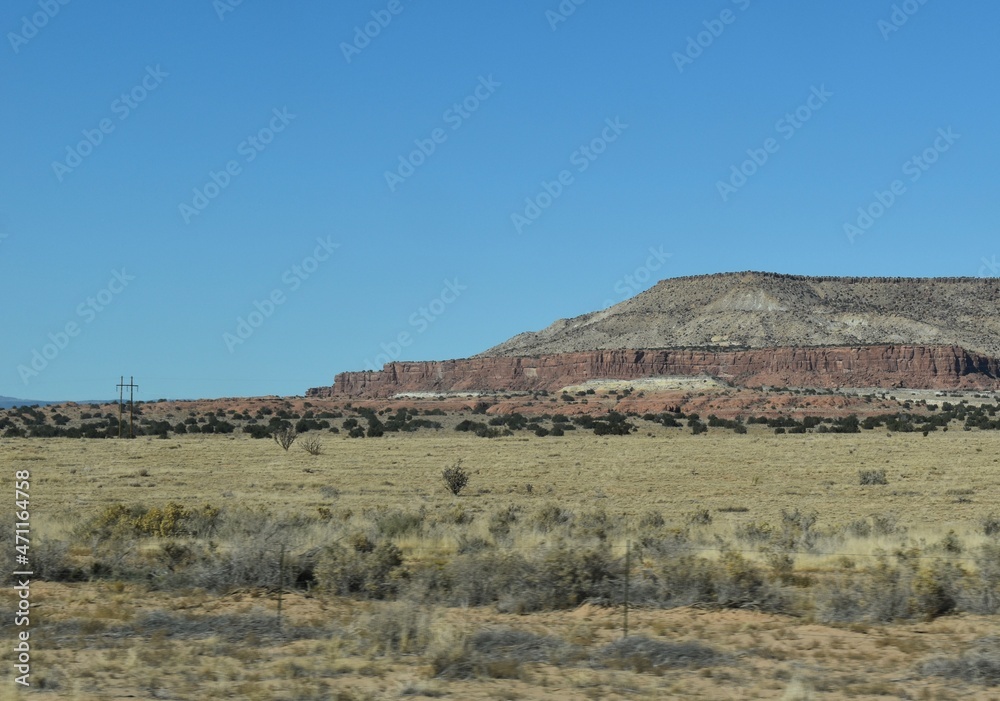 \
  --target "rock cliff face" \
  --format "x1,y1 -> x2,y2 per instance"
308,345 -> 1000,398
